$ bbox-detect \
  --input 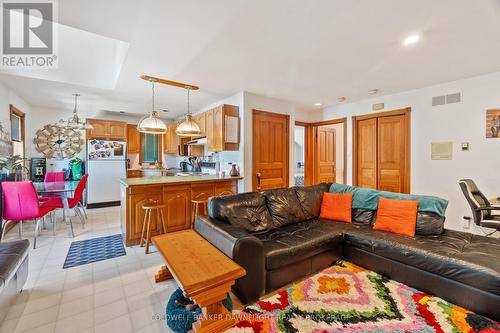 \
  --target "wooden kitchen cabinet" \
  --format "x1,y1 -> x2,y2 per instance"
163,124 -> 179,154
163,185 -> 191,232
127,124 -> 141,153
86,119 -> 127,140
127,169 -> 143,178
192,112 -> 206,136
127,186 -> 164,243
121,178 -> 240,246
206,104 -> 239,152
